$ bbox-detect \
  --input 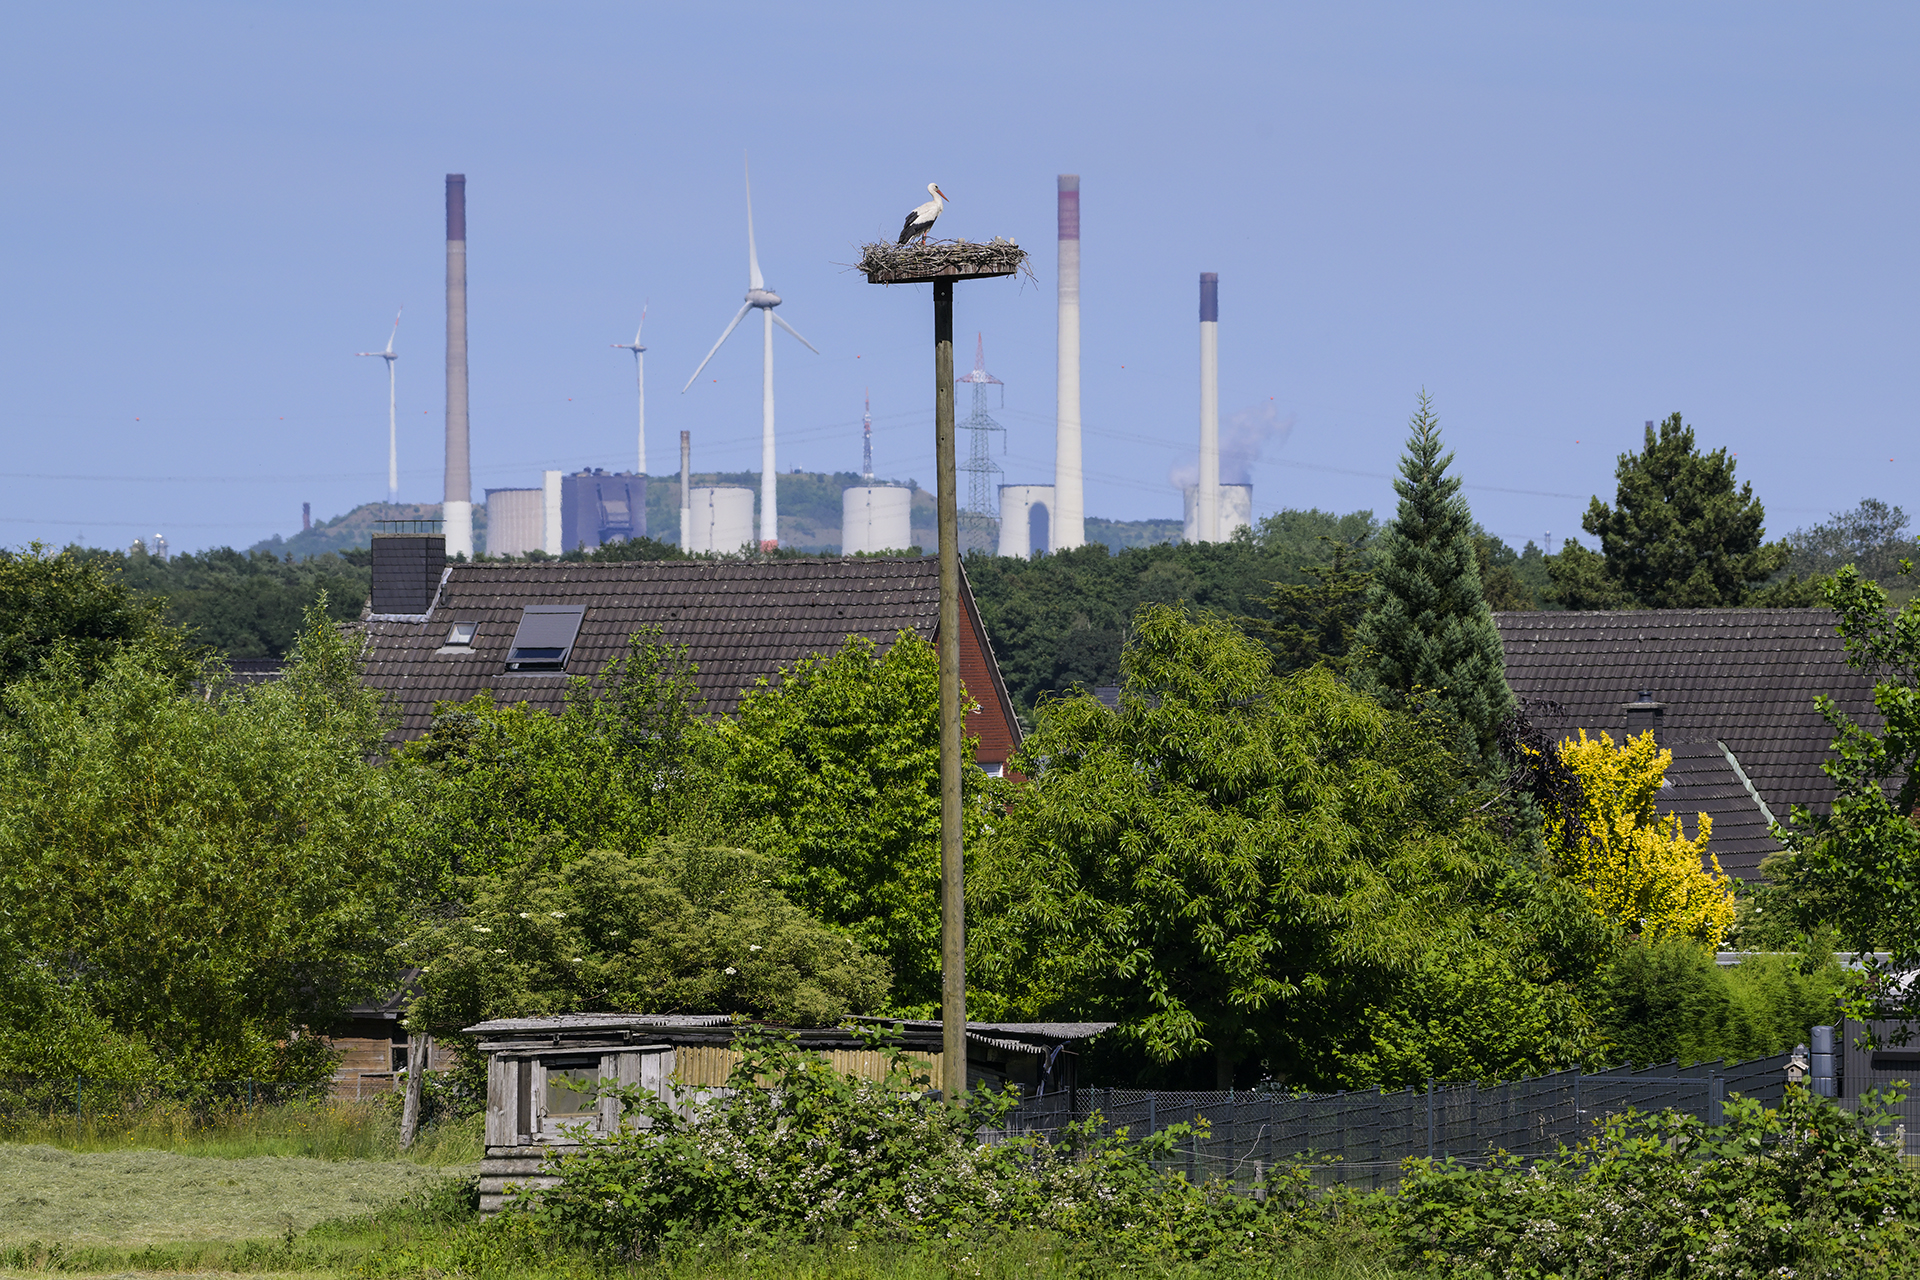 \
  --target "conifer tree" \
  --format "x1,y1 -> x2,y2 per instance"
1355,393 -> 1514,760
